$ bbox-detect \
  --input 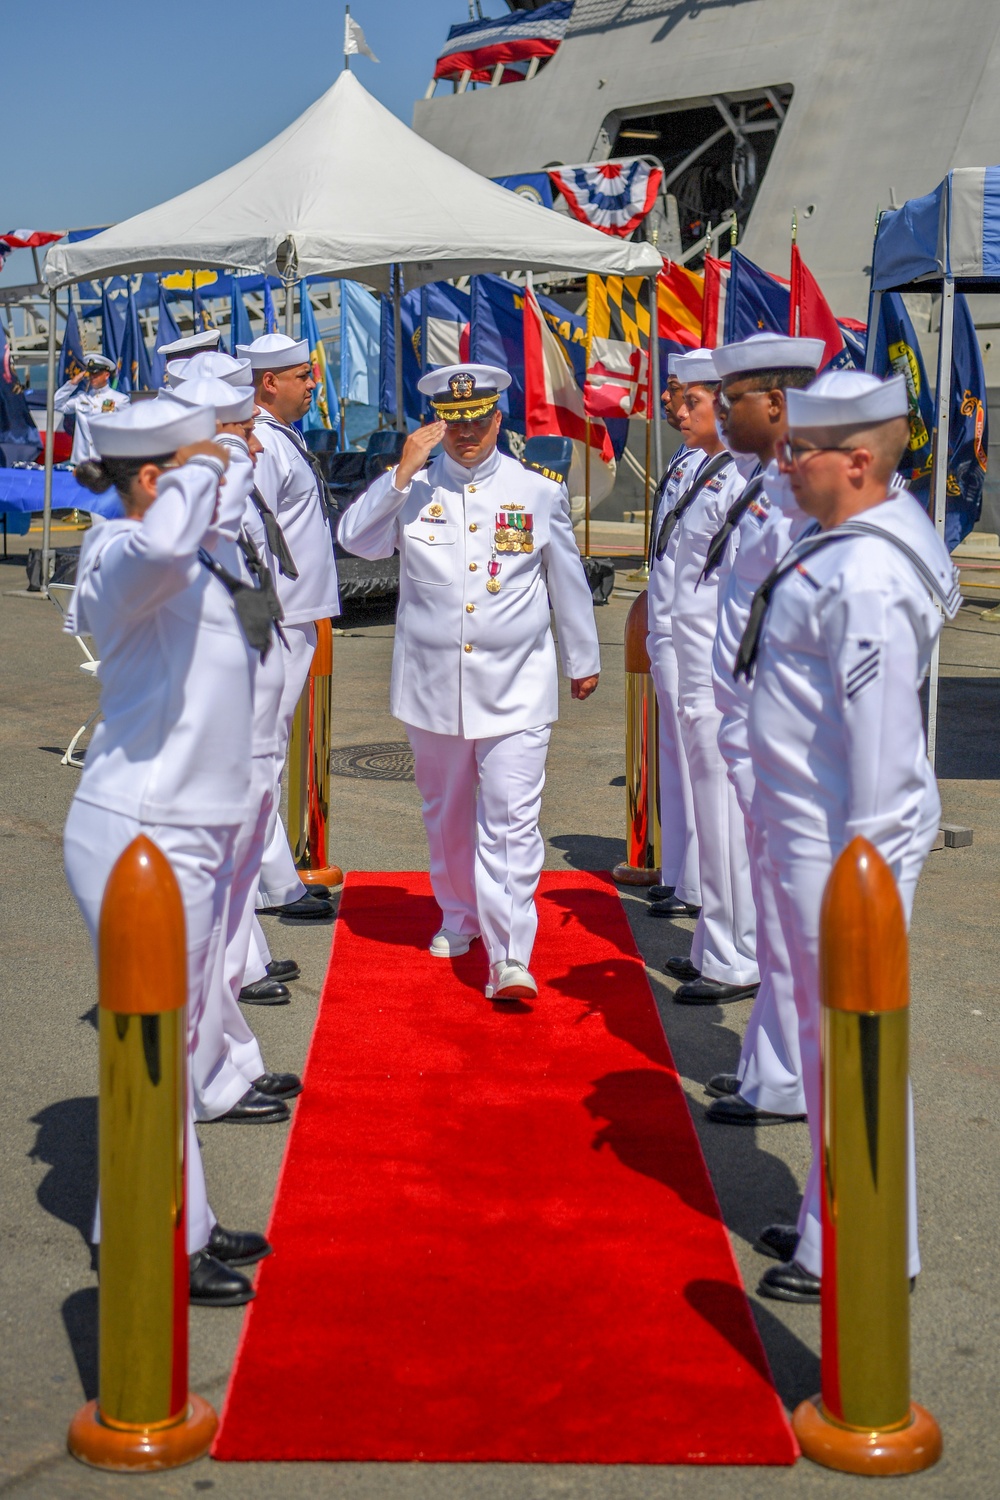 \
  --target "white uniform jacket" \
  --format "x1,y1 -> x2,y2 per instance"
65,457 -> 254,827
748,493 -> 958,871
671,454 -> 745,692
253,412 -> 341,627
646,445 -> 702,649
338,446 -> 600,739
53,381 -> 130,465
